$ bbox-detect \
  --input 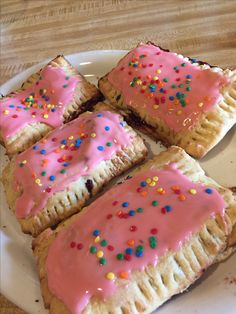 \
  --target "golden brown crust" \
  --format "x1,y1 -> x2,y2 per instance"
2,108 -> 147,237
33,146 -> 236,314
0,55 -> 102,156
98,49 -> 236,159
